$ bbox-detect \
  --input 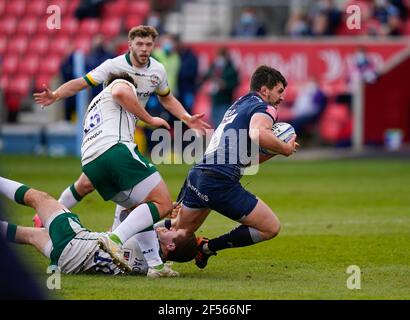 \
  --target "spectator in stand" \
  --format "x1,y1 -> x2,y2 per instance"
286,9 -> 310,37
231,7 -> 267,38
175,35 -> 199,117
60,46 -> 77,122
85,35 -> 114,98
288,77 -> 327,135
75,0 -> 105,20
144,11 -> 166,36
307,0 -> 342,36
353,47 -> 379,84
200,48 -> 239,128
